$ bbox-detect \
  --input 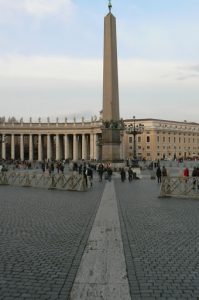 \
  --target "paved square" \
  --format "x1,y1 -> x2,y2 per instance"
0,185 -> 104,300
116,178 -> 199,299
